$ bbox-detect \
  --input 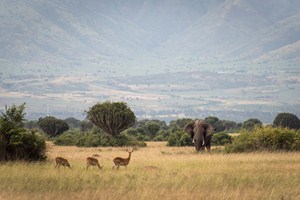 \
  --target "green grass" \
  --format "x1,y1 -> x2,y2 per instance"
0,142 -> 299,200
